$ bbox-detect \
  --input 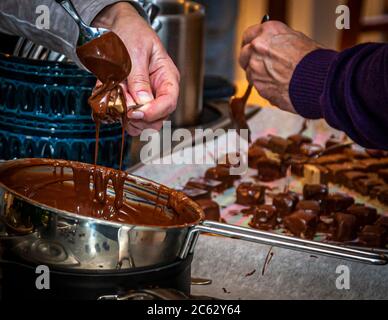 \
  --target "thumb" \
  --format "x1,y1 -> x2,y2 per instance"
126,58 -> 154,105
